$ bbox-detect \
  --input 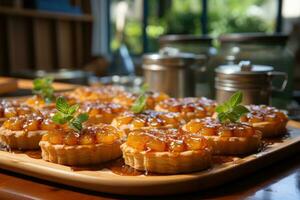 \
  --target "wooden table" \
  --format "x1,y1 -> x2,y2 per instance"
0,77 -> 78,97
0,152 -> 299,199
